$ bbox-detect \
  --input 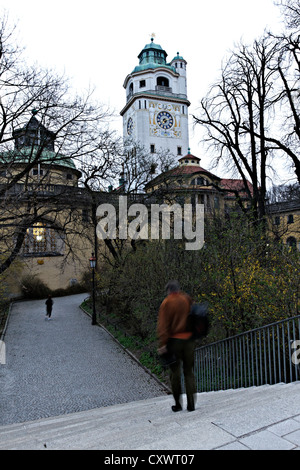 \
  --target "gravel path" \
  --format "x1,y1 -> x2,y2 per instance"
0,293 -> 166,425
